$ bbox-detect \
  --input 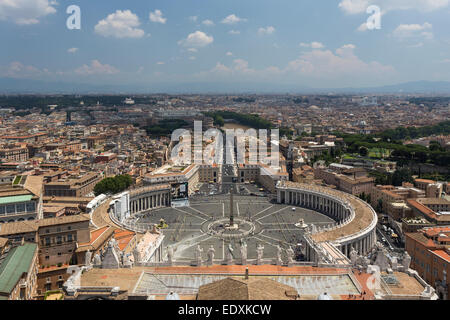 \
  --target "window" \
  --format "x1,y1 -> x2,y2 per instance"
0,206 -> 5,215
67,234 -> 73,242
67,226 -> 71,230
45,256 -> 49,260
45,229 -> 50,234
16,203 -> 25,213
6,205 -> 15,214
57,227 -> 61,232
56,236 -> 62,244
26,202 -> 35,212
45,238 -> 51,246
57,252 -> 62,256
